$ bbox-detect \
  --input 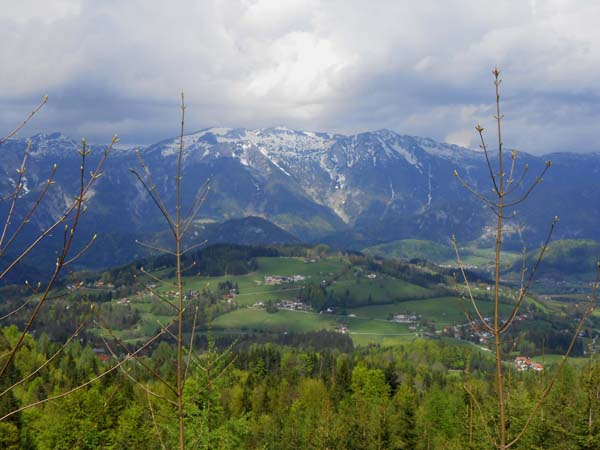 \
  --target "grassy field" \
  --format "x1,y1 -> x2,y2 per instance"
451,246 -> 521,268
254,256 -> 345,276
182,256 -> 347,306
364,239 -> 521,269
210,306 -> 420,346
178,255 -> 431,308
94,253 -> 574,348
211,308 -> 336,333
328,276 -> 431,304
364,239 -> 454,263
531,354 -> 591,367
348,296 -> 514,328
343,316 -> 417,346
187,272 -> 305,306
